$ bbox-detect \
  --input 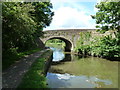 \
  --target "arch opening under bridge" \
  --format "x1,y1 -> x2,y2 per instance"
44,37 -> 73,52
